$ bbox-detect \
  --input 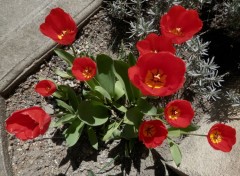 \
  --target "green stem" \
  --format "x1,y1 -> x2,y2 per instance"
70,45 -> 77,57
186,133 -> 207,137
